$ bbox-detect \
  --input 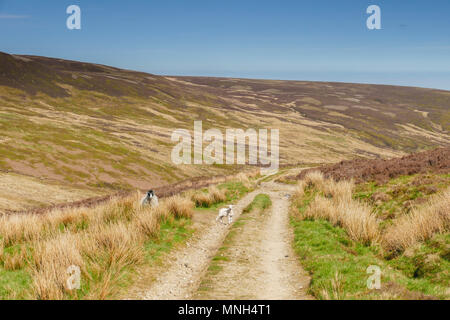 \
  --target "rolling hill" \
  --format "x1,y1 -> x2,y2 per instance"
0,51 -> 449,211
